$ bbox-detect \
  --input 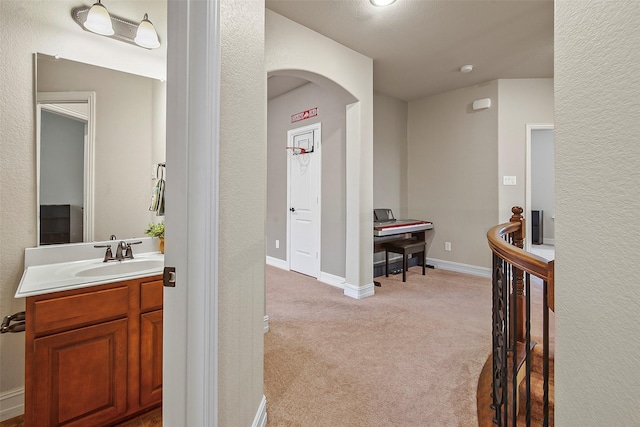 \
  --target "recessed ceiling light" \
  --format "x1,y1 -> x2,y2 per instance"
371,0 -> 396,6
460,65 -> 474,73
